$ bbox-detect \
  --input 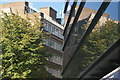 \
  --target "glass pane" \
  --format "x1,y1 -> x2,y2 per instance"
63,1 -> 119,78
48,24 -> 51,32
52,26 -> 55,34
